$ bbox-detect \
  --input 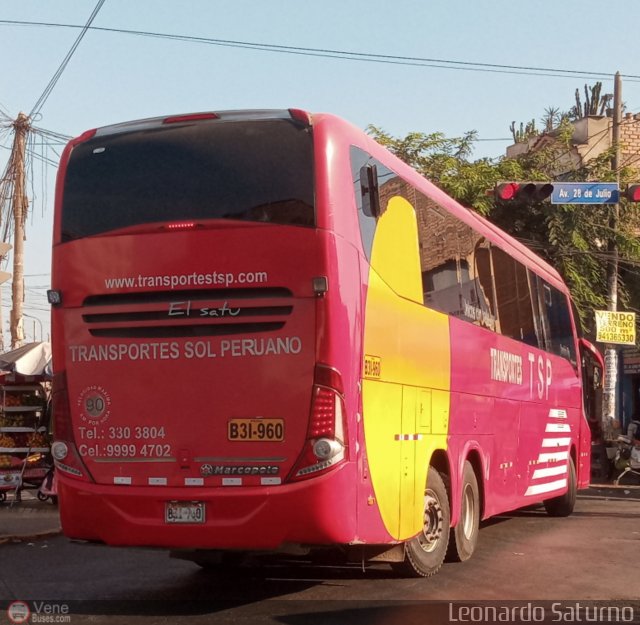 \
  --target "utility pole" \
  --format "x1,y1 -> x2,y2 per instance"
0,243 -> 13,353
9,112 -> 30,350
602,72 -> 622,437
